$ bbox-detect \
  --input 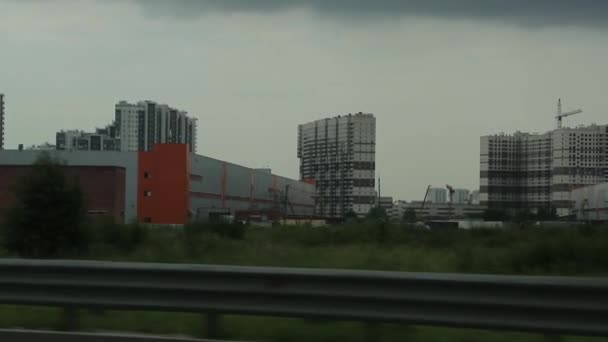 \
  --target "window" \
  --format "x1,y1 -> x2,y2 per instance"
144,190 -> 152,197
144,172 -> 151,179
